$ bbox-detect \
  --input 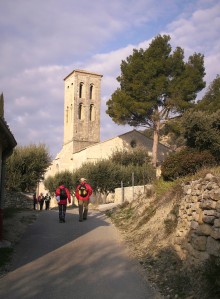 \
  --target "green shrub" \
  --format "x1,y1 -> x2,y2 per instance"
161,148 -> 216,181
110,148 -> 150,166
182,109 -> 220,162
153,178 -> 176,198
